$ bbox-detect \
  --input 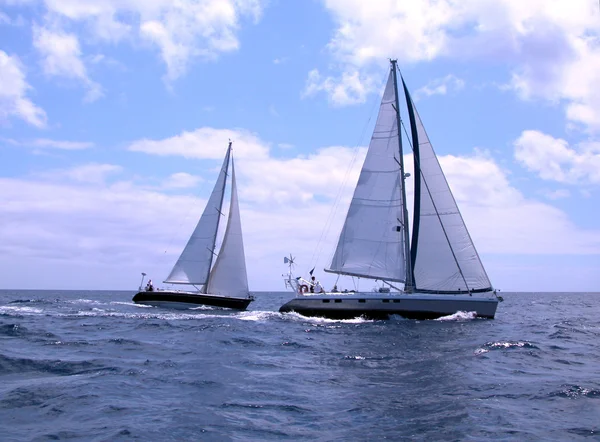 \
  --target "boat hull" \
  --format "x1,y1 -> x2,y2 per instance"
133,290 -> 253,310
278,293 -> 498,320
